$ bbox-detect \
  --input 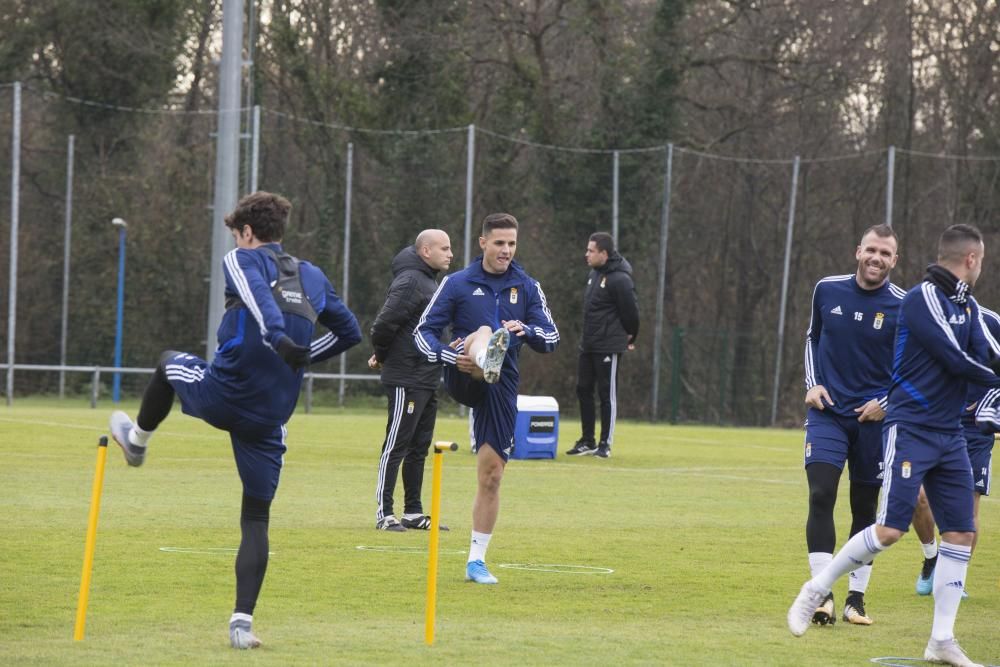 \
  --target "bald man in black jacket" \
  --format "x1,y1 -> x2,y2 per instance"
567,232 -> 639,459
368,230 -> 452,531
